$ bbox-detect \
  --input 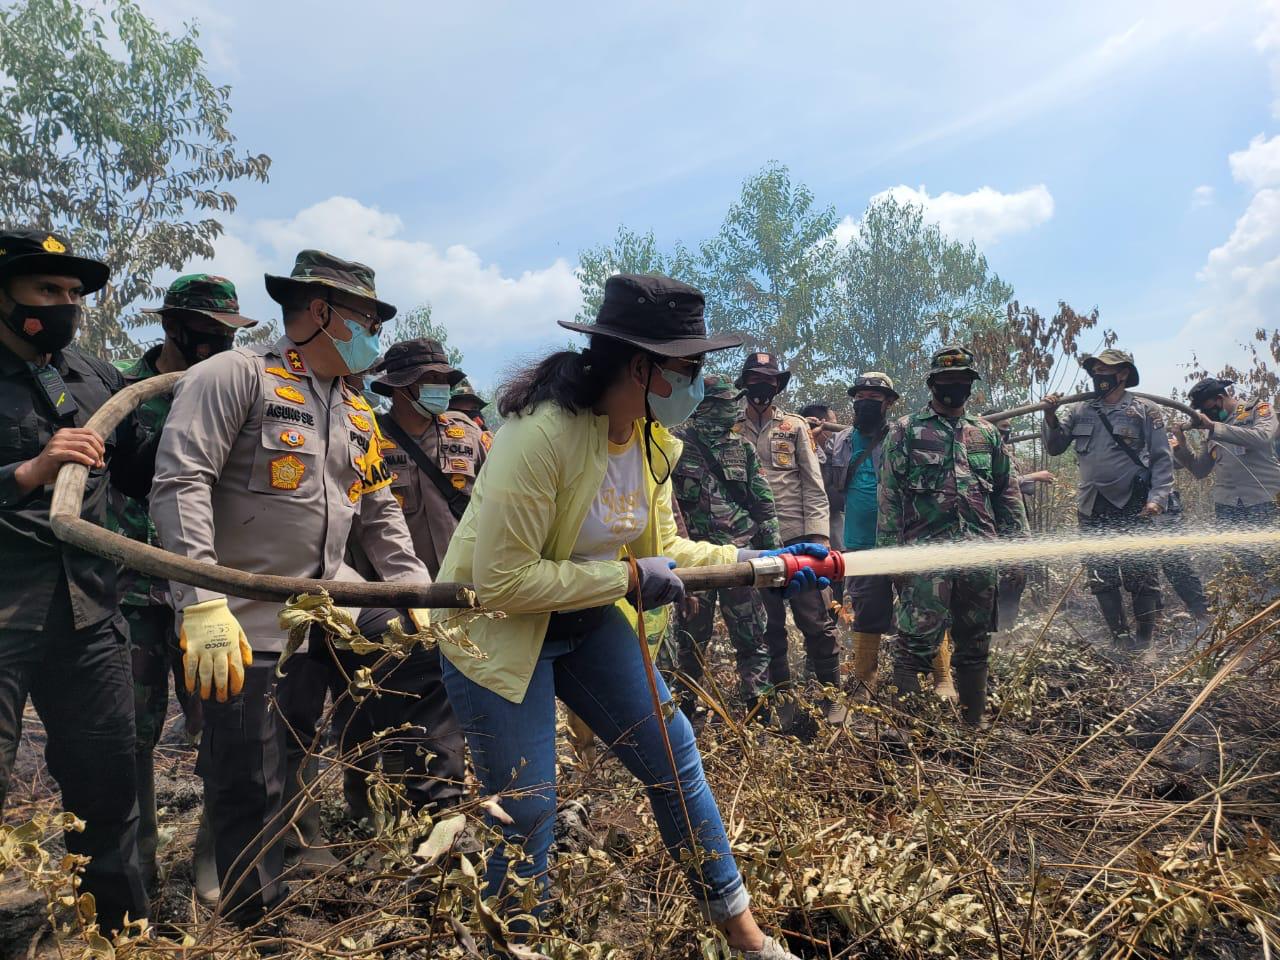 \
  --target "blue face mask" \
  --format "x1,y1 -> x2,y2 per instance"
647,365 -> 704,427
410,384 -> 452,417
362,389 -> 391,415
323,304 -> 382,374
